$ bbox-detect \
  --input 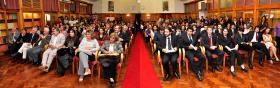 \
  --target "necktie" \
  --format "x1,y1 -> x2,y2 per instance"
189,36 -> 193,43
167,37 -> 172,50
31,34 -> 34,42
209,36 -> 212,46
256,33 -> 259,40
